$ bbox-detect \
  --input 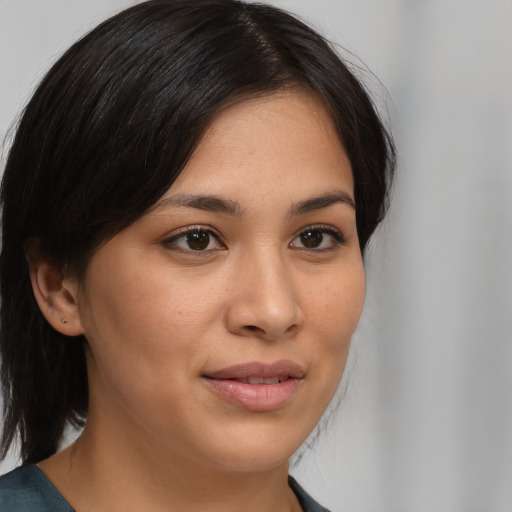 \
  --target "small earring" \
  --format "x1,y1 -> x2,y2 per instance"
61,318 -> 68,324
